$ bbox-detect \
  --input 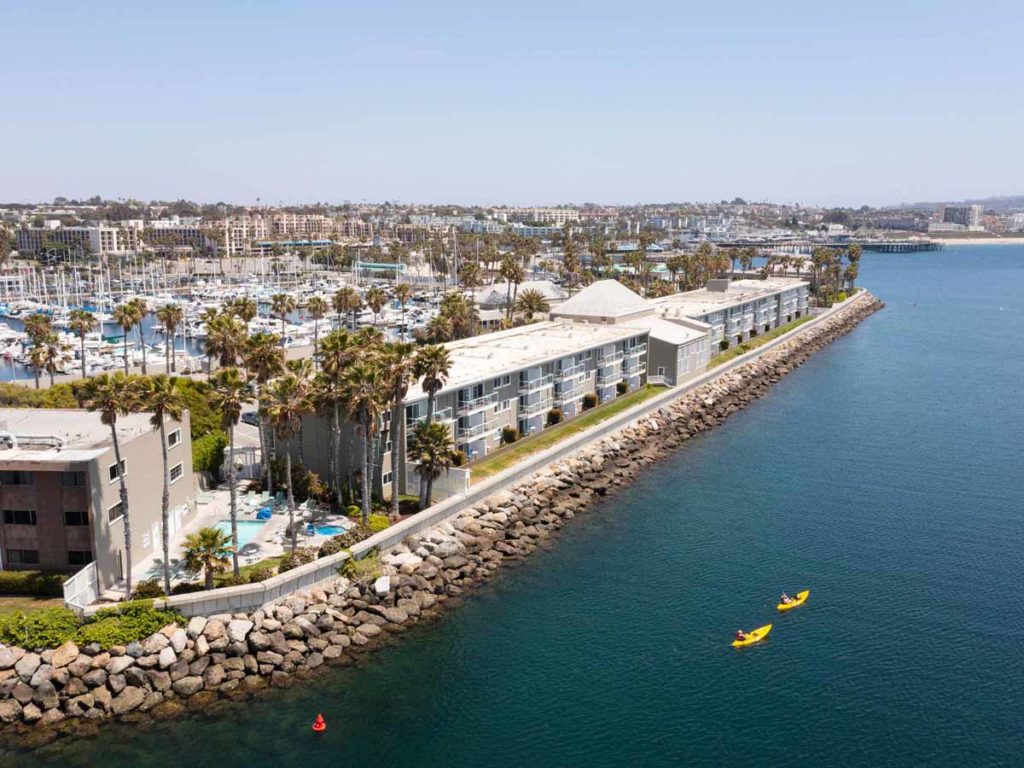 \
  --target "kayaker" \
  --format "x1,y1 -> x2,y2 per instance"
780,592 -> 793,605
735,629 -> 747,642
